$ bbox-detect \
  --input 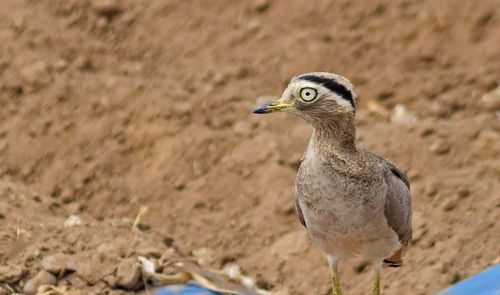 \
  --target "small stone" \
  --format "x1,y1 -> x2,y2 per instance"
115,258 -> 142,290
354,260 -> 370,273
20,61 -> 51,89
233,120 -> 252,136
162,236 -> 174,248
481,86 -> 500,111
256,275 -> 274,290
61,189 -> 75,204
174,180 -> 185,191
64,273 -> 87,288
391,104 -> 417,125
211,72 -> 227,87
423,239 -> 436,248
246,19 -> 261,32
420,127 -> 435,137
121,62 -> 144,75
222,263 -> 242,280
377,90 -> 394,100
429,140 -> 450,155
457,188 -> 470,198
102,273 -> 117,287
219,255 -> 237,266
253,0 -> 271,12
366,99 -> 390,118
192,248 -> 216,266
91,0 -> 122,16
412,211 -> 428,243
23,270 -> 57,294
412,225 -> 427,244
447,272 -> 461,284
64,215 -> 82,227
12,15 -> 26,32
96,16 -> 109,29
442,198 -> 458,212
41,254 -> 77,275
53,59 -> 68,71
0,265 -> 26,283
426,183 -> 439,198
270,231 -> 309,260
73,55 -> 92,71
136,247 -> 162,259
